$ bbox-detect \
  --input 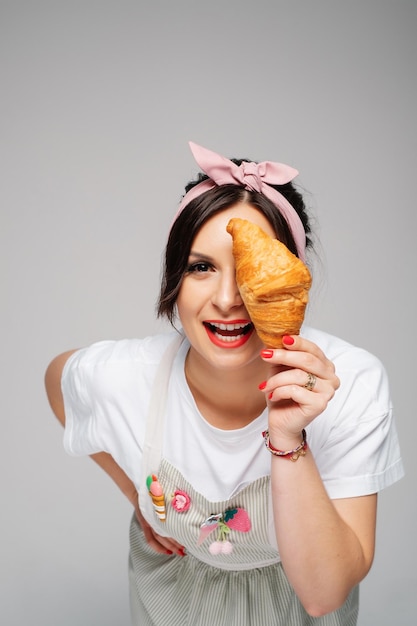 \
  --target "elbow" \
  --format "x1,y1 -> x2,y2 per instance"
301,584 -> 360,618
304,602 -> 343,619
301,550 -> 374,617
303,597 -> 348,619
